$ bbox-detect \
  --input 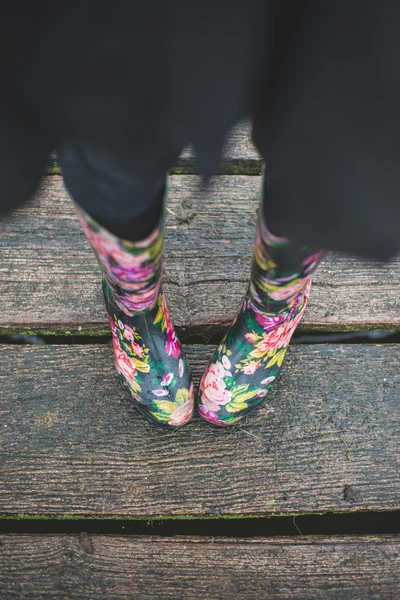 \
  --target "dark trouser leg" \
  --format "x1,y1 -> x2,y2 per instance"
57,141 -> 182,241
